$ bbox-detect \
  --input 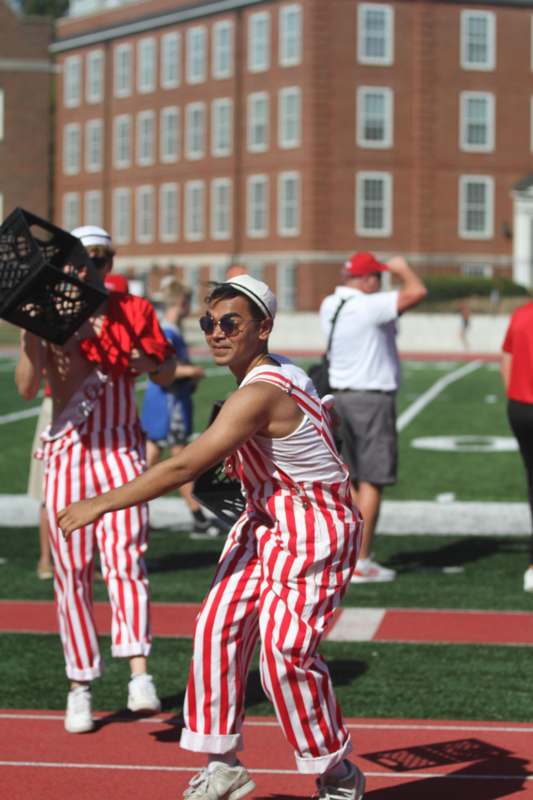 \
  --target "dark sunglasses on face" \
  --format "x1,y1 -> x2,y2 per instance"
199,313 -> 250,337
